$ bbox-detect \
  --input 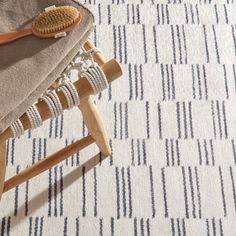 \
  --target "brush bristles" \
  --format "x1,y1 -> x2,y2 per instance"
32,6 -> 79,34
